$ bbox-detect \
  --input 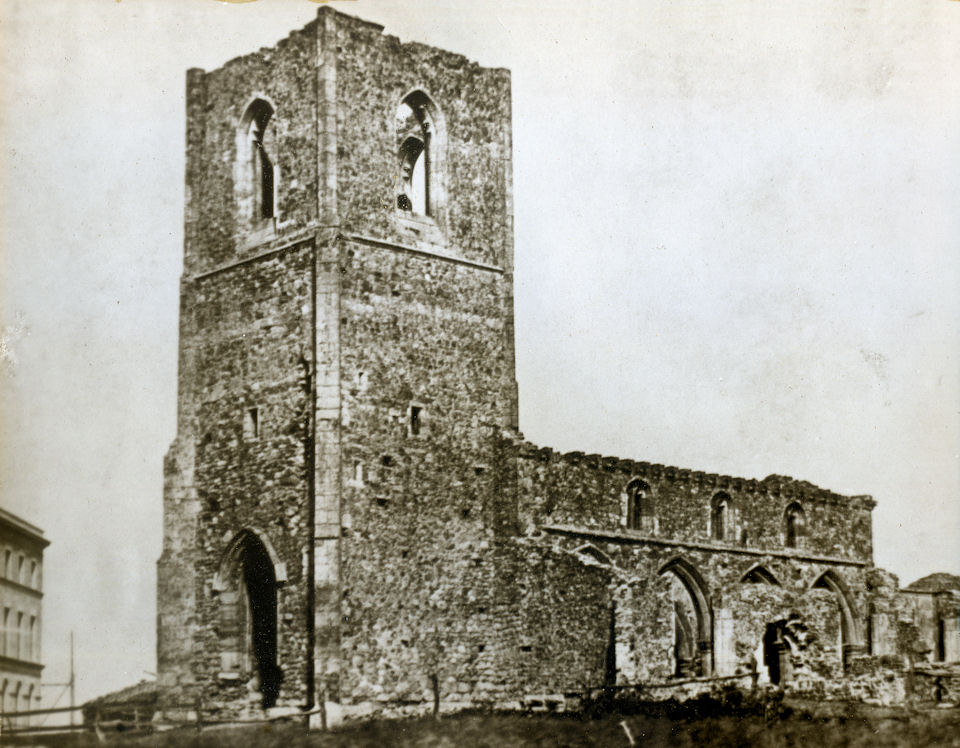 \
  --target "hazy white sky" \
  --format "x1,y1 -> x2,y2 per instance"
1,0 -> 958,705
